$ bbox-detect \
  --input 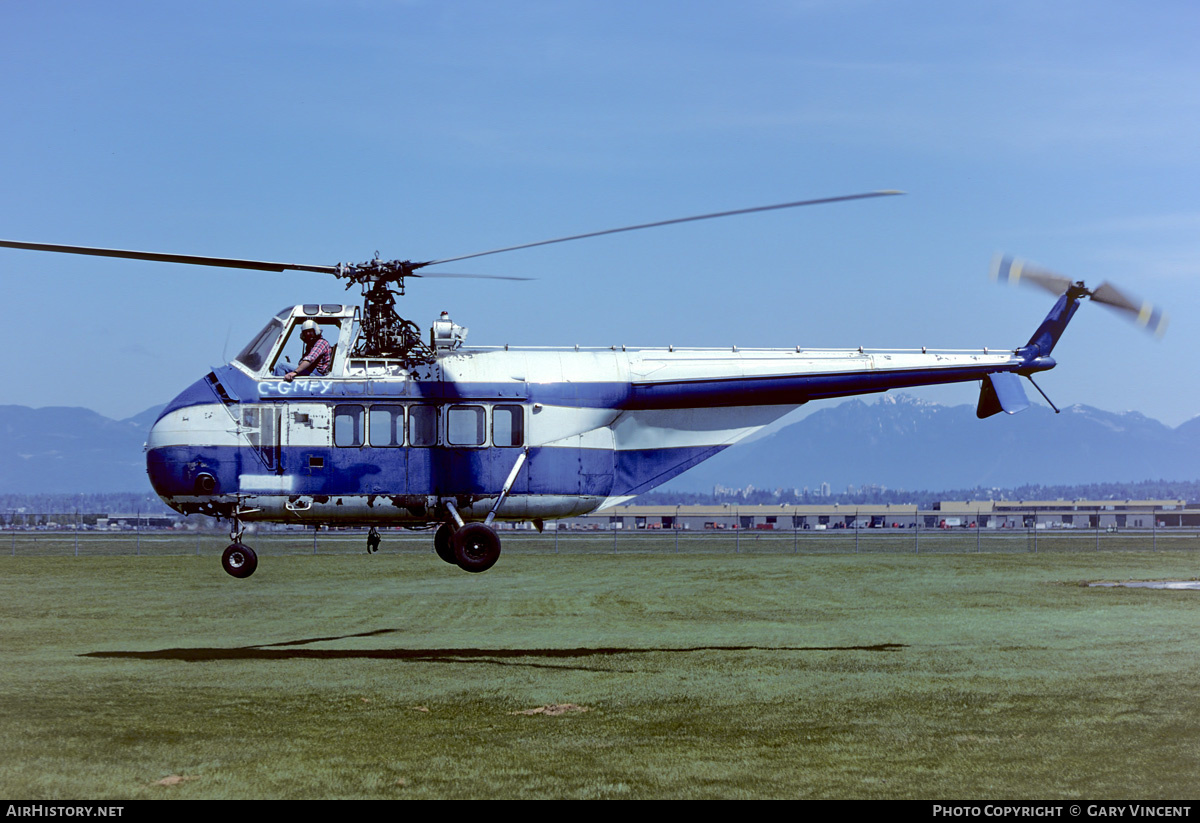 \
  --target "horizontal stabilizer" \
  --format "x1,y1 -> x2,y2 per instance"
976,372 -> 1030,419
